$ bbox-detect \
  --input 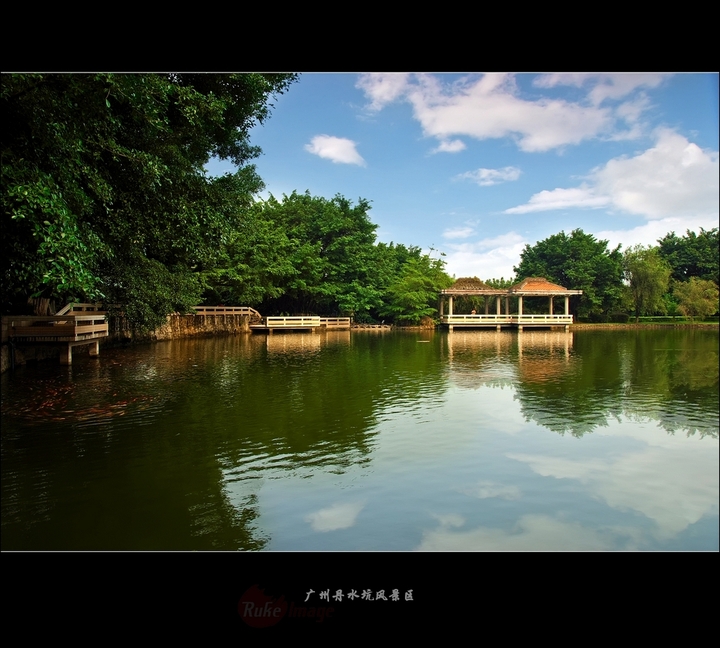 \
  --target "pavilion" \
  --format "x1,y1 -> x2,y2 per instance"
439,277 -> 582,331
